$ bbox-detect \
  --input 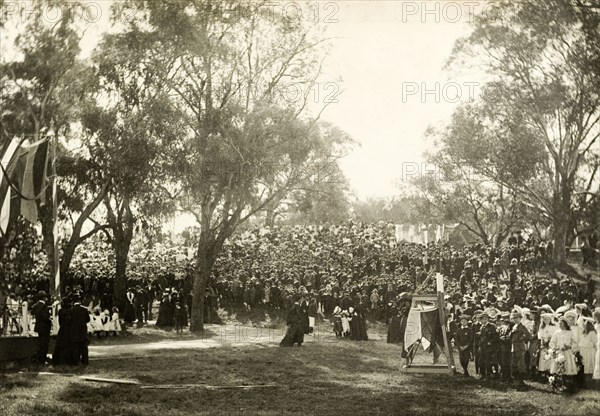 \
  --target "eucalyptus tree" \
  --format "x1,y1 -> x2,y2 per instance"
111,0 -> 348,331
438,0 -> 600,263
